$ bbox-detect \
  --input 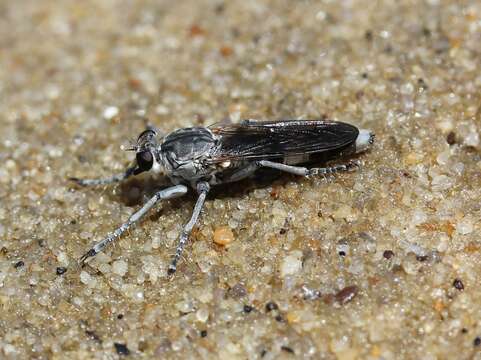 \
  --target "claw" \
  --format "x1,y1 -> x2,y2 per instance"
347,160 -> 360,171
79,248 -> 97,266
69,177 -> 87,186
167,266 -> 176,276
167,261 -> 177,276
